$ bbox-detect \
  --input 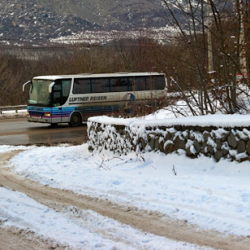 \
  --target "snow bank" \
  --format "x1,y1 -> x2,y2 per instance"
89,114 -> 250,128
